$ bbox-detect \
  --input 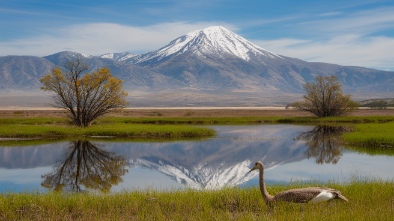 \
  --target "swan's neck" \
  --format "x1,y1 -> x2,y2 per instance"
259,168 -> 274,204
